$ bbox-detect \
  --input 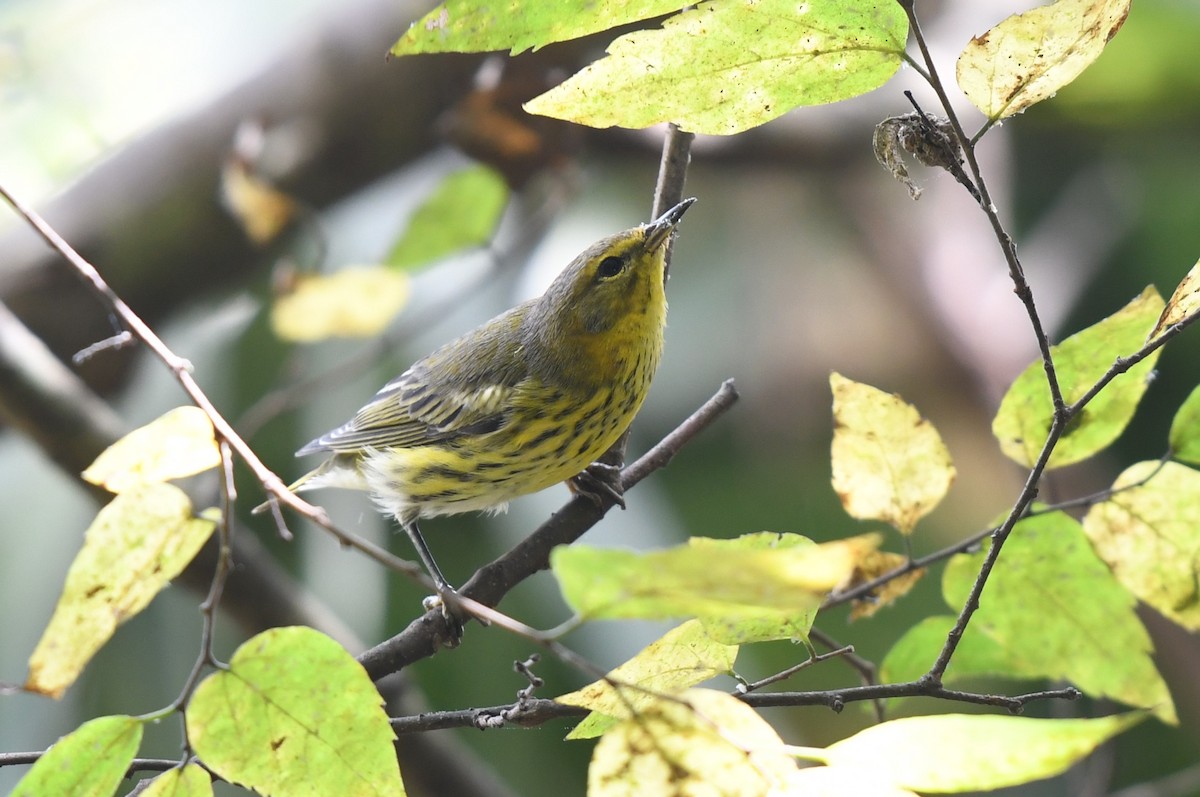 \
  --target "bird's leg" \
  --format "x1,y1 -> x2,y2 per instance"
403,520 -> 466,644
569,462 -> 626,510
